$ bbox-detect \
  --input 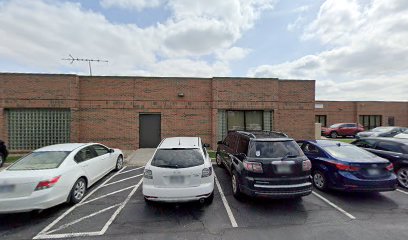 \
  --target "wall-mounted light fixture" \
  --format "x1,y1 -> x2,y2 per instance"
178,92 -> 184,97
